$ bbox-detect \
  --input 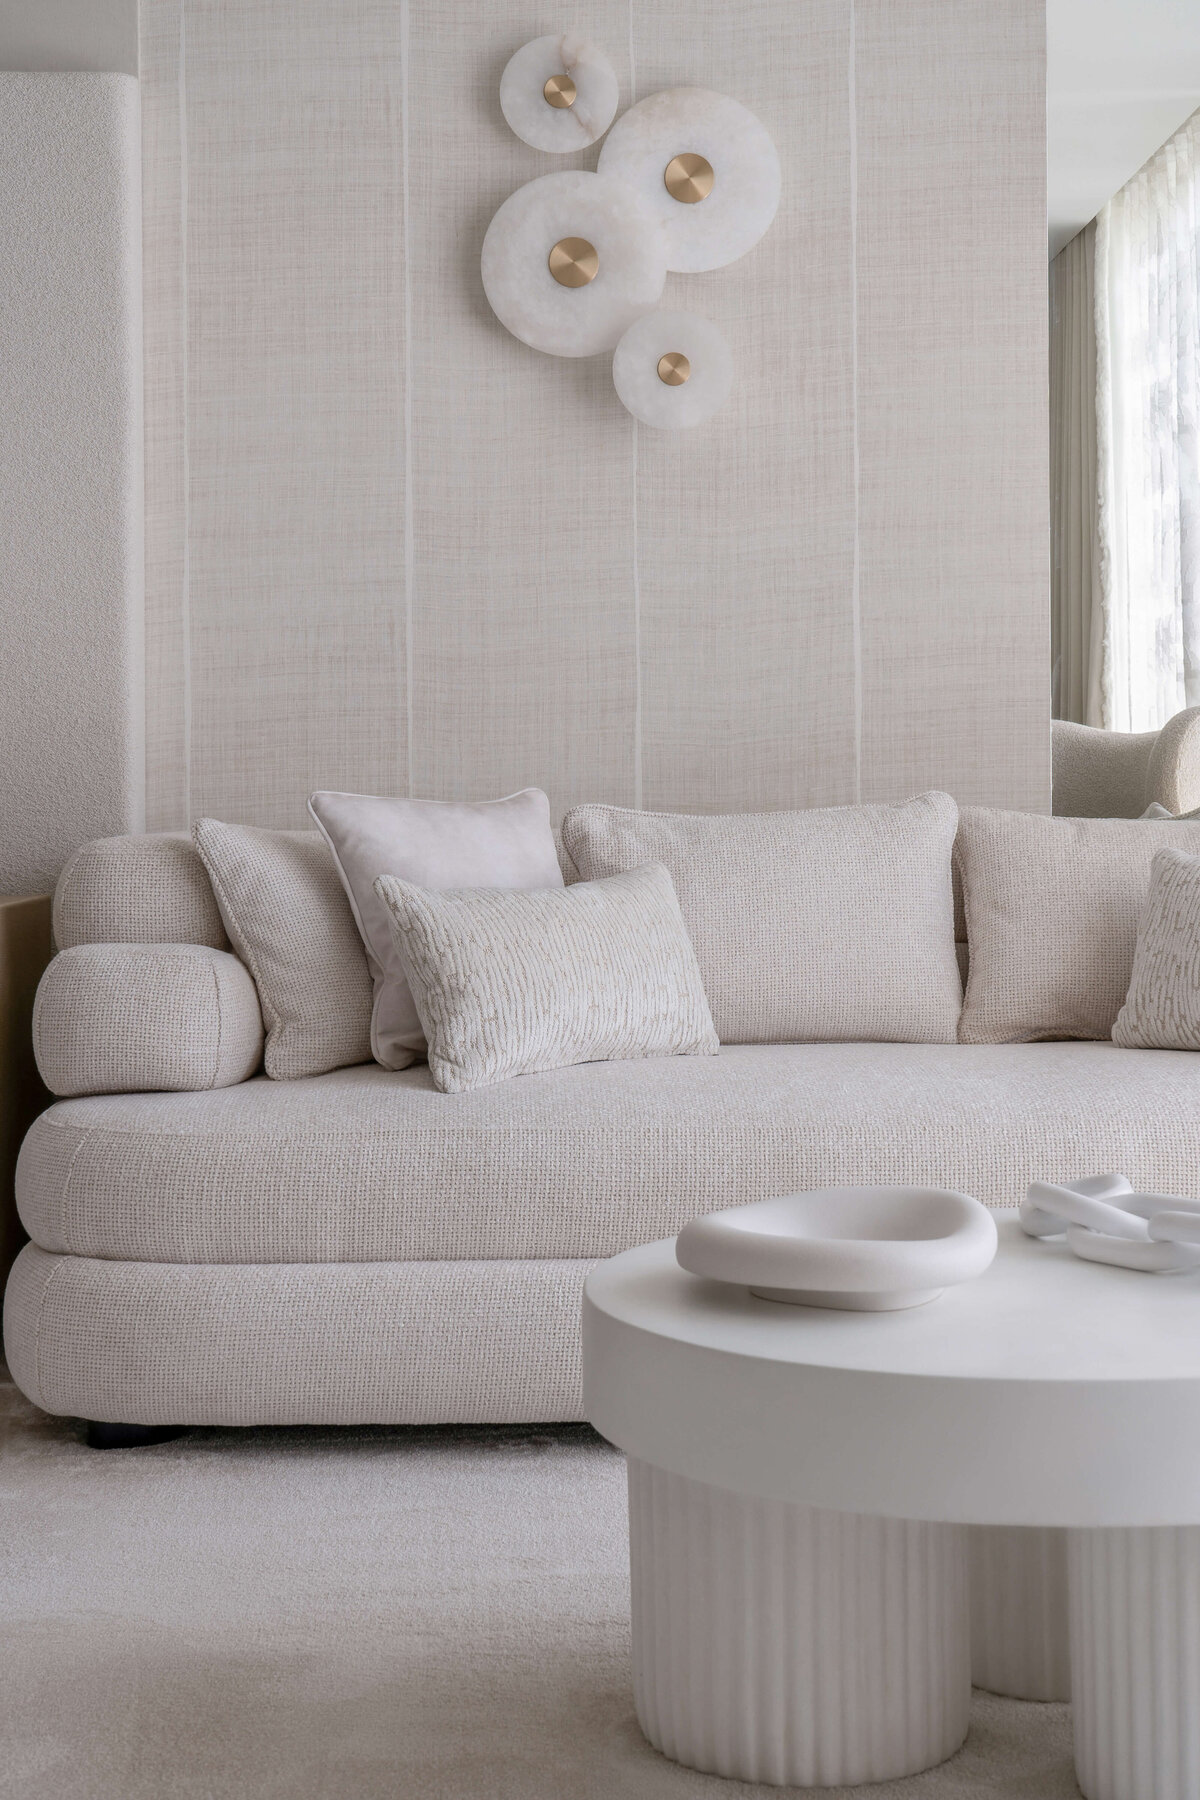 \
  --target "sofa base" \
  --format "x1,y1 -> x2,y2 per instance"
85,1421 -> 188,1449
4,1245 -> 596,1426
